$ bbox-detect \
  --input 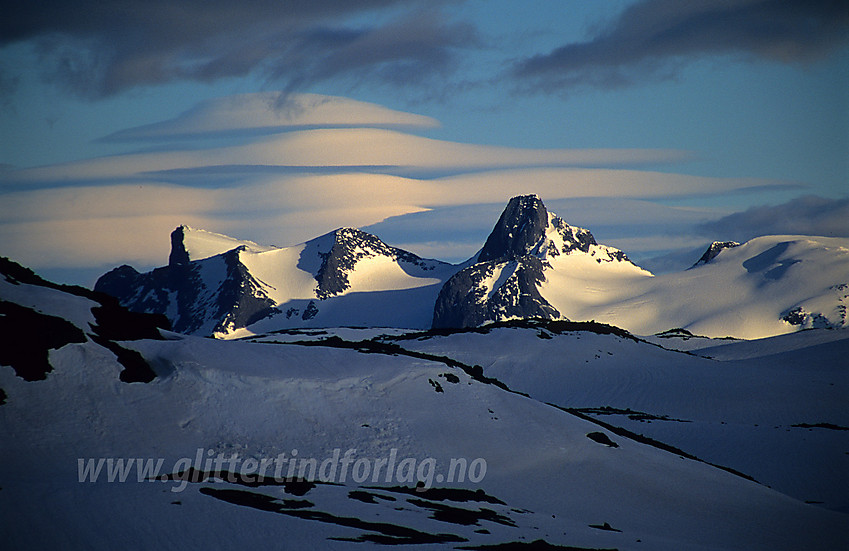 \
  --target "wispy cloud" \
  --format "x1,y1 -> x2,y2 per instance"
0,166 -> 791,270
1,1 -> 474,98
0,91 -> 813,276
6,128 -> 694,185
102,93 -> 440,141
0,175 -> 430,268
697,195 -> 849,241
512,0 -> 849,91
365,197 -> 727,265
